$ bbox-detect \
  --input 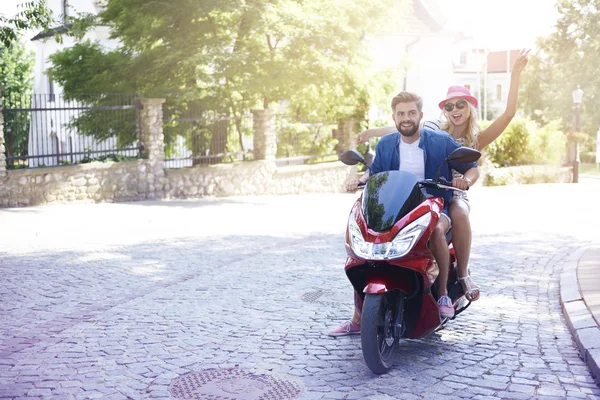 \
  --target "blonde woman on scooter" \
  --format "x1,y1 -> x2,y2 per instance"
329,49 -> 529,336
